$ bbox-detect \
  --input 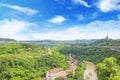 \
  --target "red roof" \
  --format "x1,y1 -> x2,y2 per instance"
65,67 -> 73,73
48,68 -> 63,74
